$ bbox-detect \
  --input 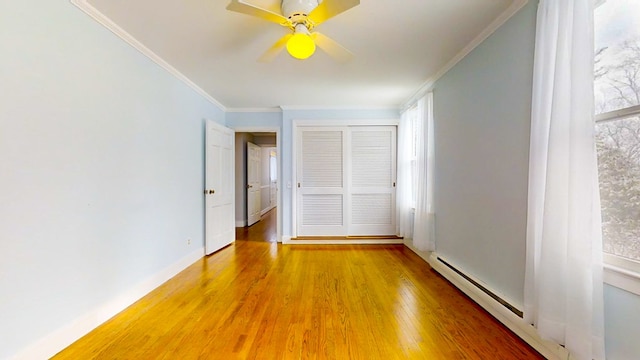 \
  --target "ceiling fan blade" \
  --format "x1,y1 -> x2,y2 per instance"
311,32 -> 353,63
226,0 -> 289,25
258,33 -> 292,62
308,0 -> 360,26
